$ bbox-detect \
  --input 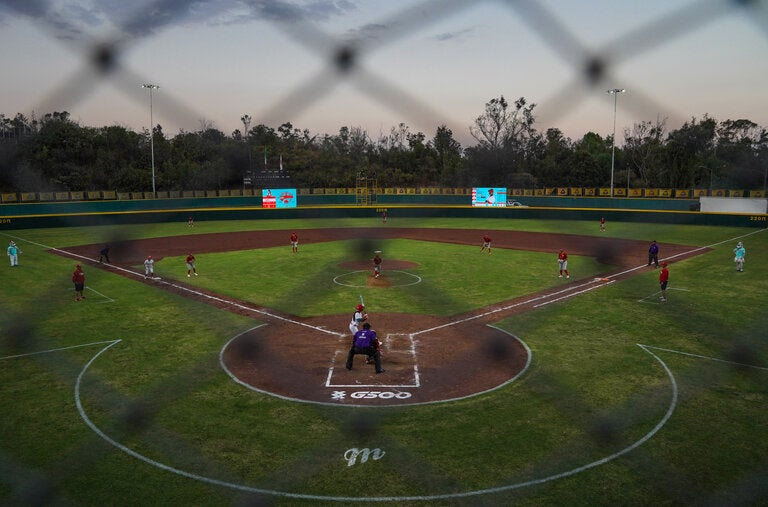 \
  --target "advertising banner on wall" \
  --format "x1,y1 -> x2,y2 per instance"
471,187 -> 507,207
262,188 -> 297,208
